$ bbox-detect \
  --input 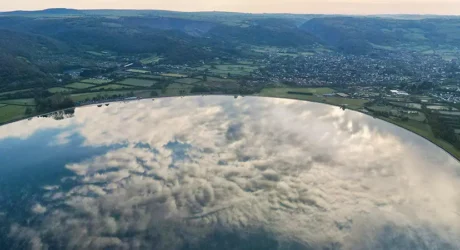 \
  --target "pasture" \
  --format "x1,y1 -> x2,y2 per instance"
82,79 -> 112,85
0,105 -> 27,124
206,77 -> 237,84
390,102 -> 422,110
65,82 -> 95,89
70,91 -> 133,102
140,56 -> 162,64
120,78 -> 156,87
0,89 -> 34,96
92,84 -> 132,90
48,87 -> 72,93
138,75 -> 164,79
260,87 -> 367,109
175,78 -> 202,84
165,83 -> 192,96
261,87 -> 335,96
0,98 -> 36,106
